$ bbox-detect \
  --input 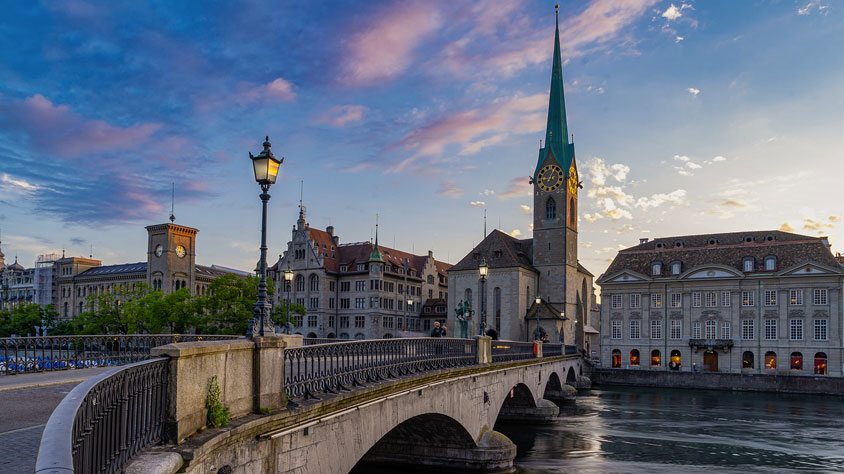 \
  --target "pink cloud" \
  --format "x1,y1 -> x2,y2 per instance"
498,177 -> 532,199
0,94 -> 160,158
237,77 -> 296,104
316,105 -> 368,127
438,181 -> 463,198
388,94 -> 546,172
343,2 -> 441,85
